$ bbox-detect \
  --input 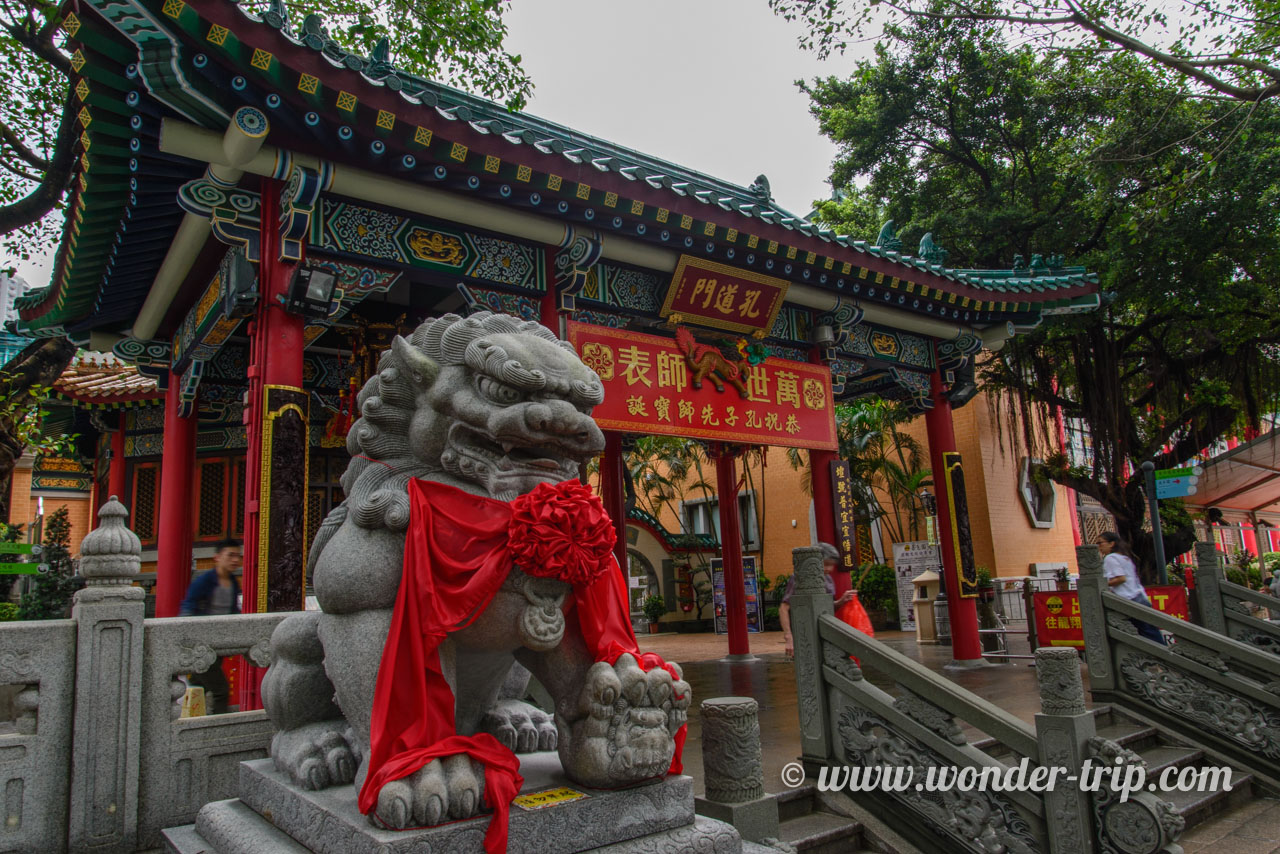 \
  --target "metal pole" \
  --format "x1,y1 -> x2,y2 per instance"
1141,461 -> 1168,584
